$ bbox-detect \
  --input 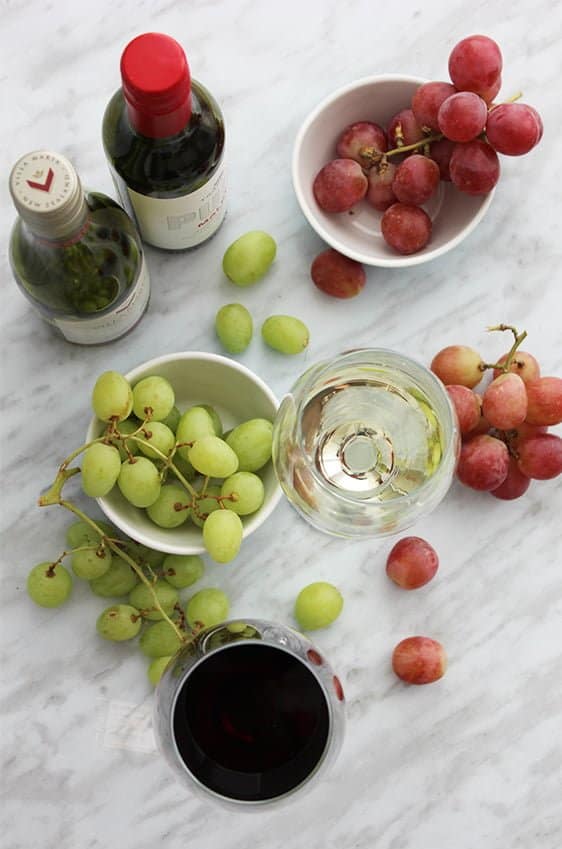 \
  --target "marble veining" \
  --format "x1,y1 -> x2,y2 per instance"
1,1 -> 561,847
